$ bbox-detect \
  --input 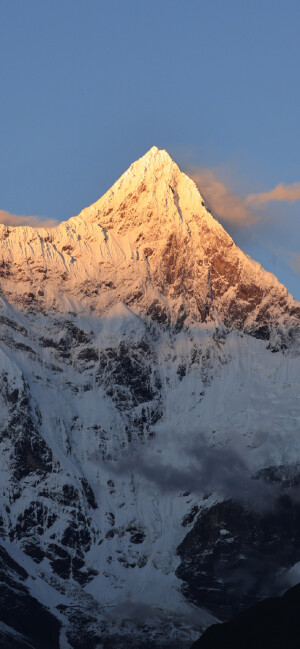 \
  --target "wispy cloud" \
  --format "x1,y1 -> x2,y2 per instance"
190,170 -> 300,230
0,210 -> 58,228
191,169 -> 257,227
246,182 -> 300,207
267,244 -> 300,278
287,252 -> 300,275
